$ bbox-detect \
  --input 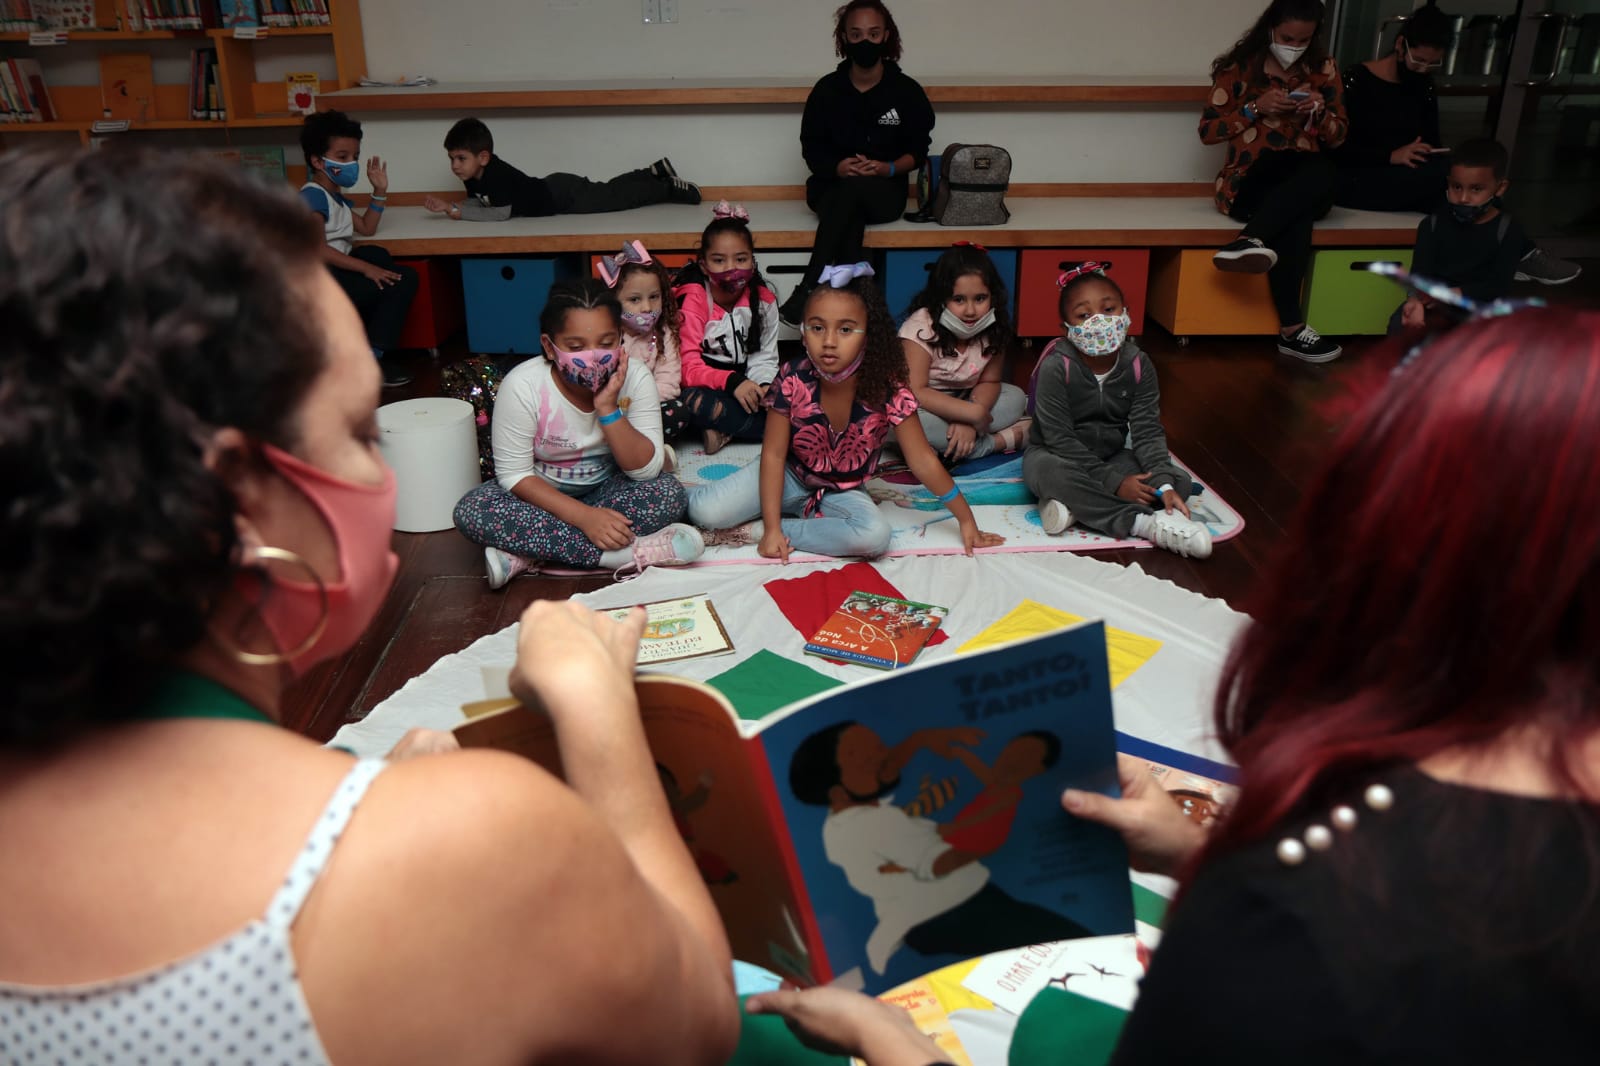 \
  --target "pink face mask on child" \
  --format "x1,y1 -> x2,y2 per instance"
706,267 -> 753,294
621,309 -> 661,335
545,340 -> 621,392
241,444 -> 399,677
